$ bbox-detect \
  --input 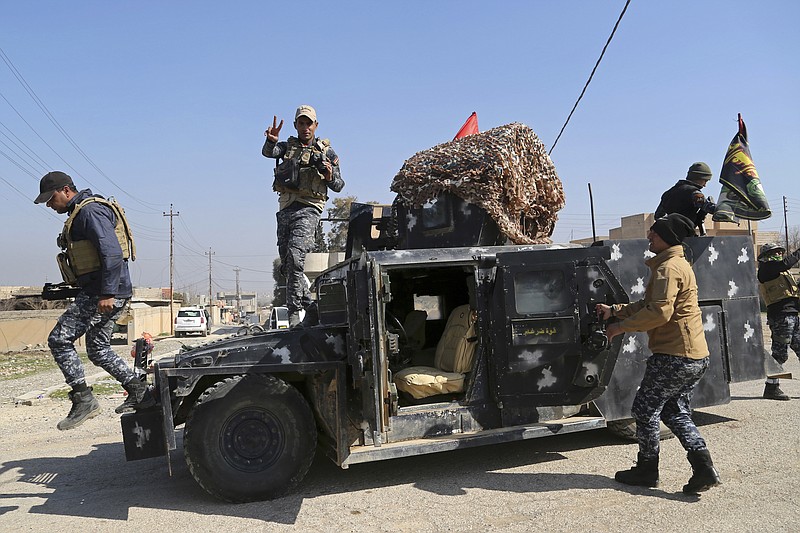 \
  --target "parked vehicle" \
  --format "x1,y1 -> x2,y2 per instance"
122,194 -> 767,503
267,306 -> 290,330
174,307 -> 208,337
